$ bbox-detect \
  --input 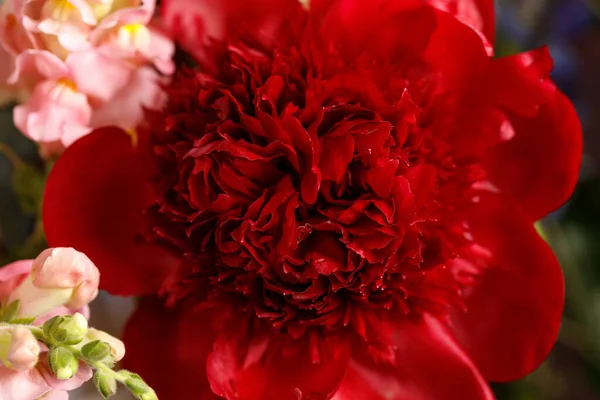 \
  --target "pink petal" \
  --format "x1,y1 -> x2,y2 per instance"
39,390 -> 69,400
0,367 -> 50,400
91,66 -> 165,129
31,248 -> 100,310
8,50 -> 68,85
0,0 -> 35,54
0,260 -> 32,301
13,79 -> 92,144
37,354 -> 93,391
66,48 -> 133,102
